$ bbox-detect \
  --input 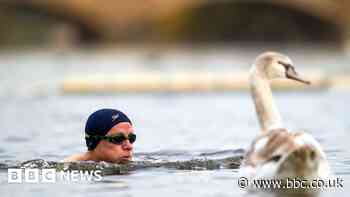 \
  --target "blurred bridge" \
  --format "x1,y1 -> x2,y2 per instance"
2,0 -> 350,44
